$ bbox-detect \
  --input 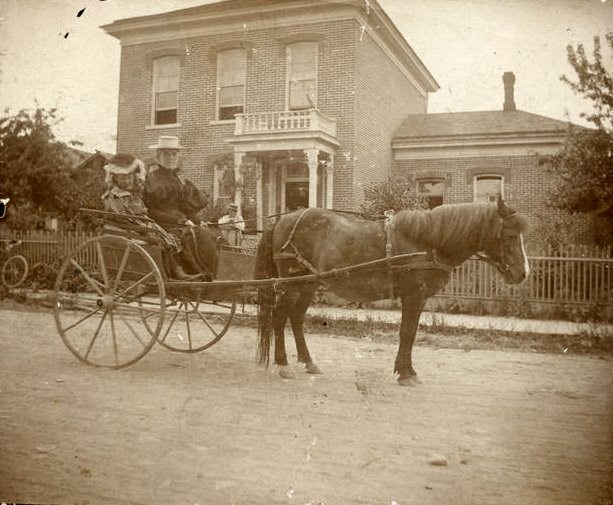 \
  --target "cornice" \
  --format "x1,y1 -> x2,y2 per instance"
393,131 -> 568,159
102,1 -> 436,96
